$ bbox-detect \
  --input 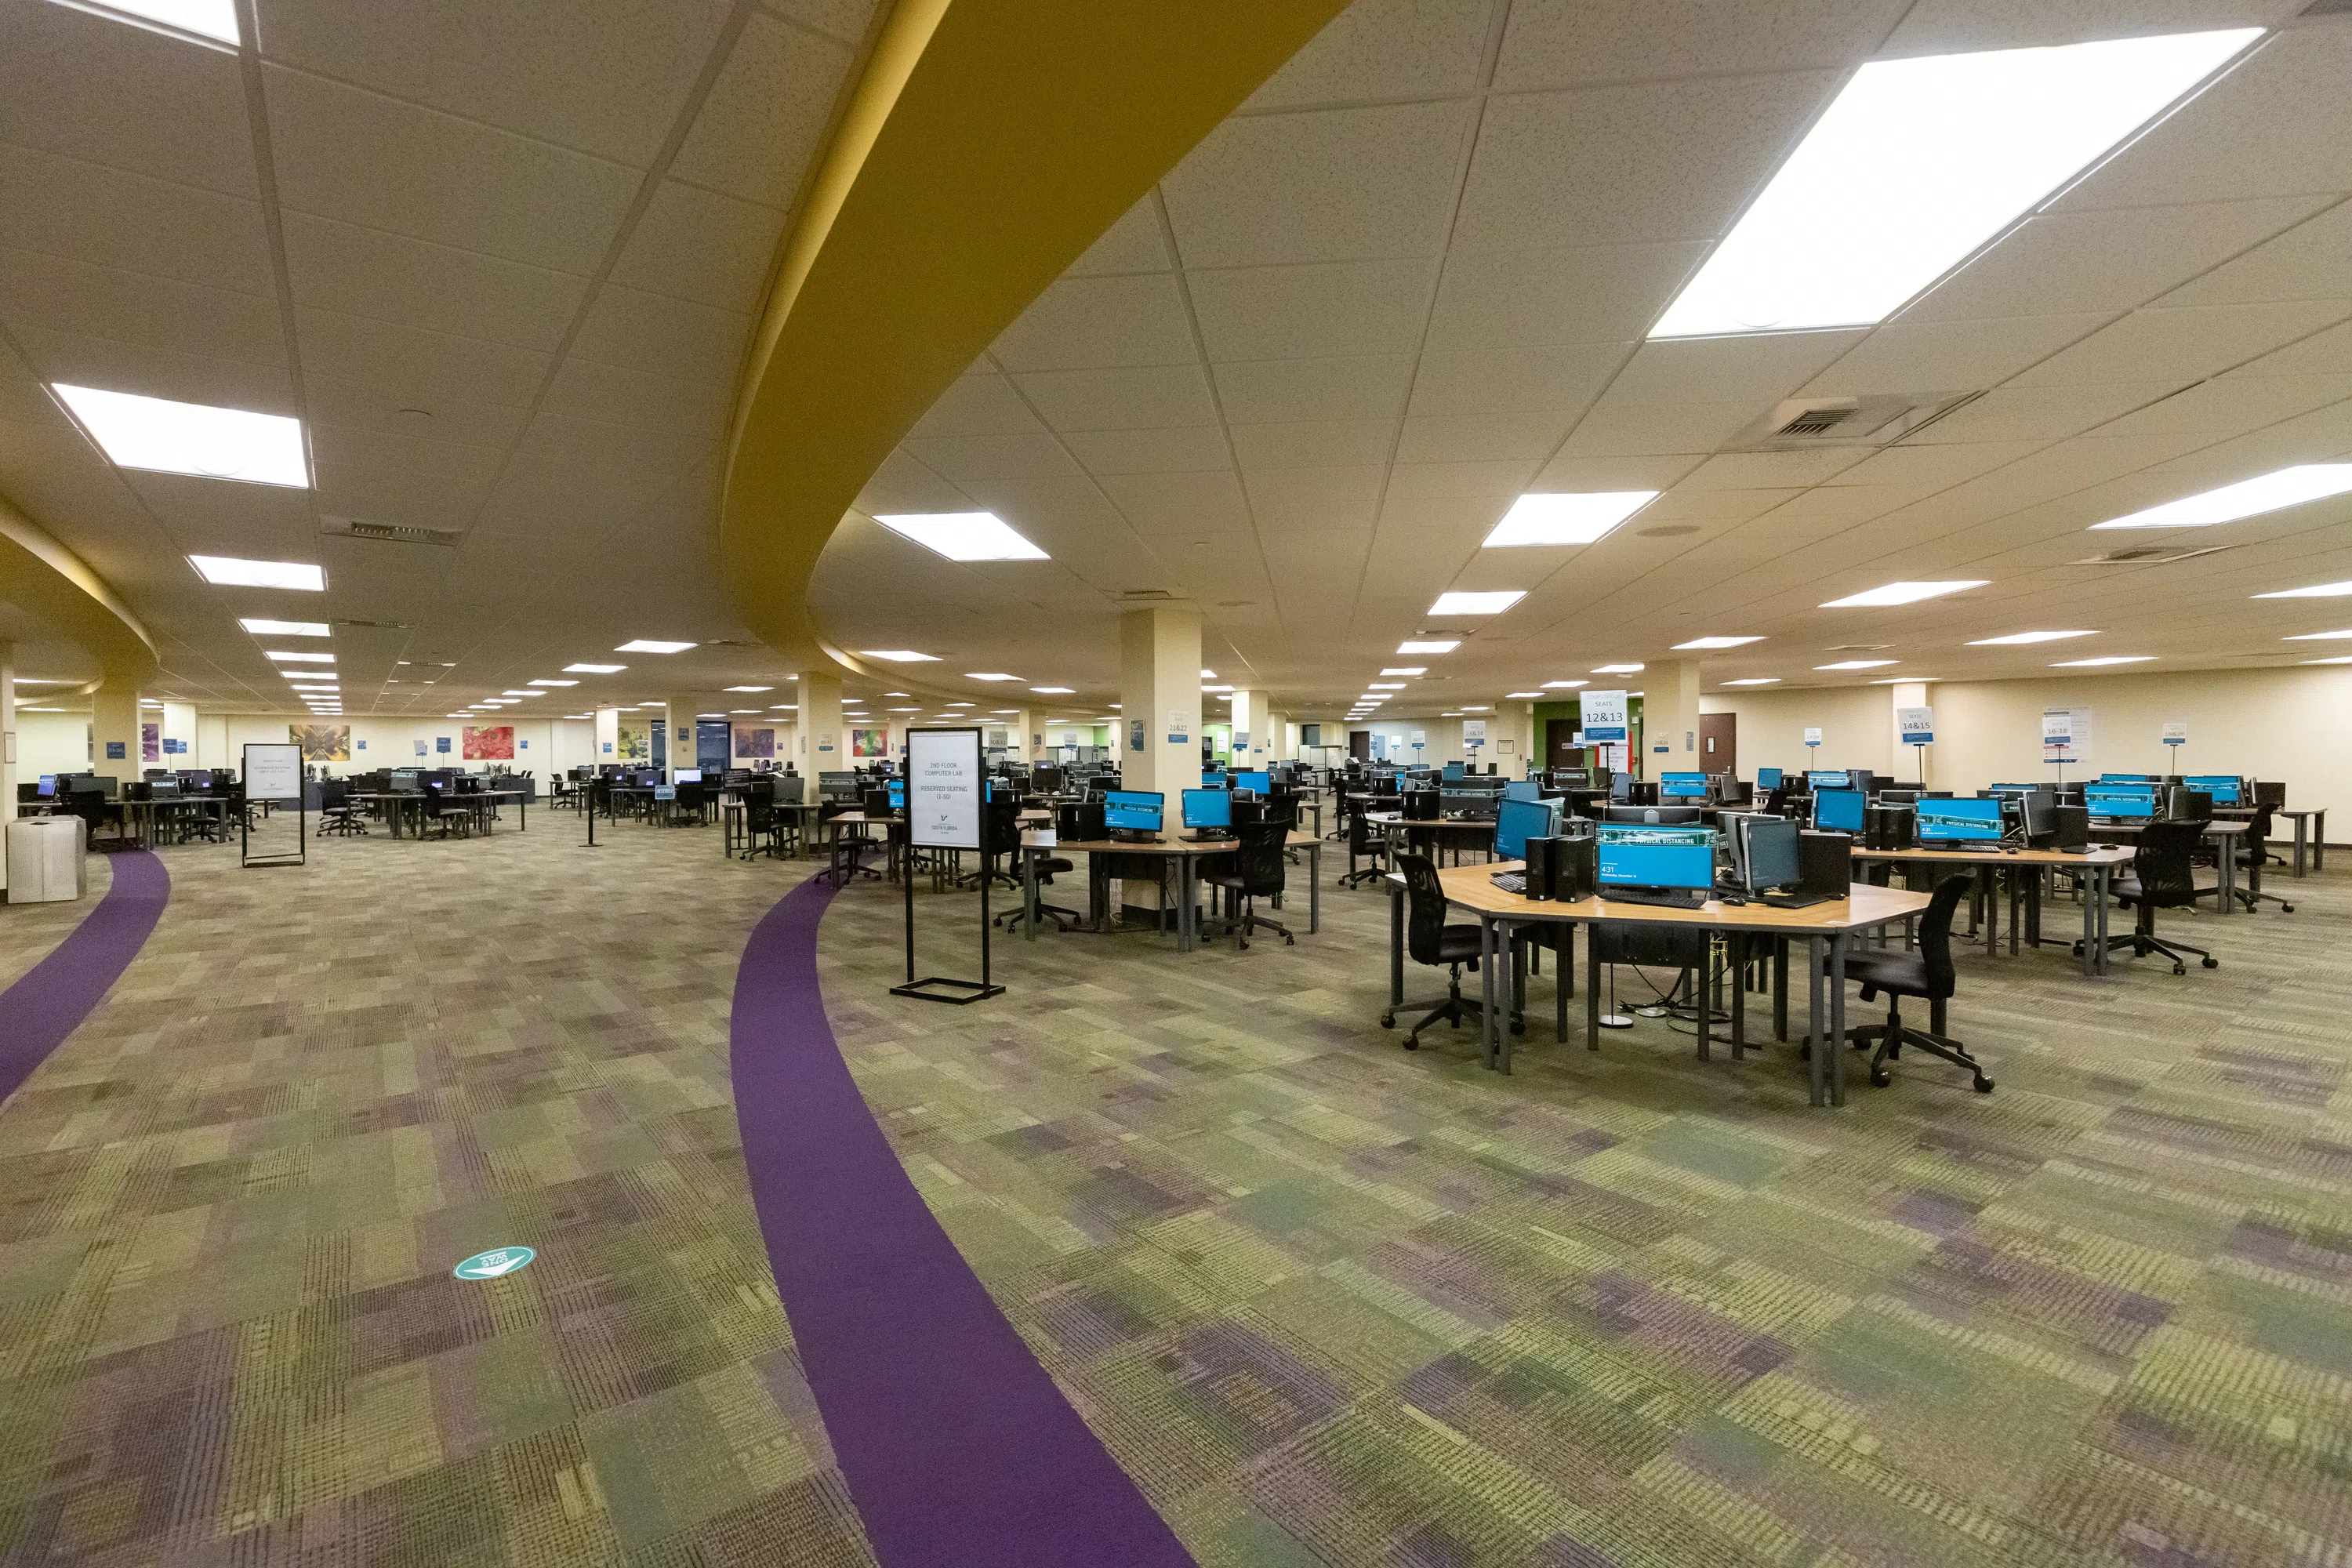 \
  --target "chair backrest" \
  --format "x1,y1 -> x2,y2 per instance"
2132,820 -> 2205,909
1232,821 -> 1287,894
2241,803 -> 2273,852
1915,873 -> 1973,998
1397,854 -> 1453,966
982,797 -> 1019,853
